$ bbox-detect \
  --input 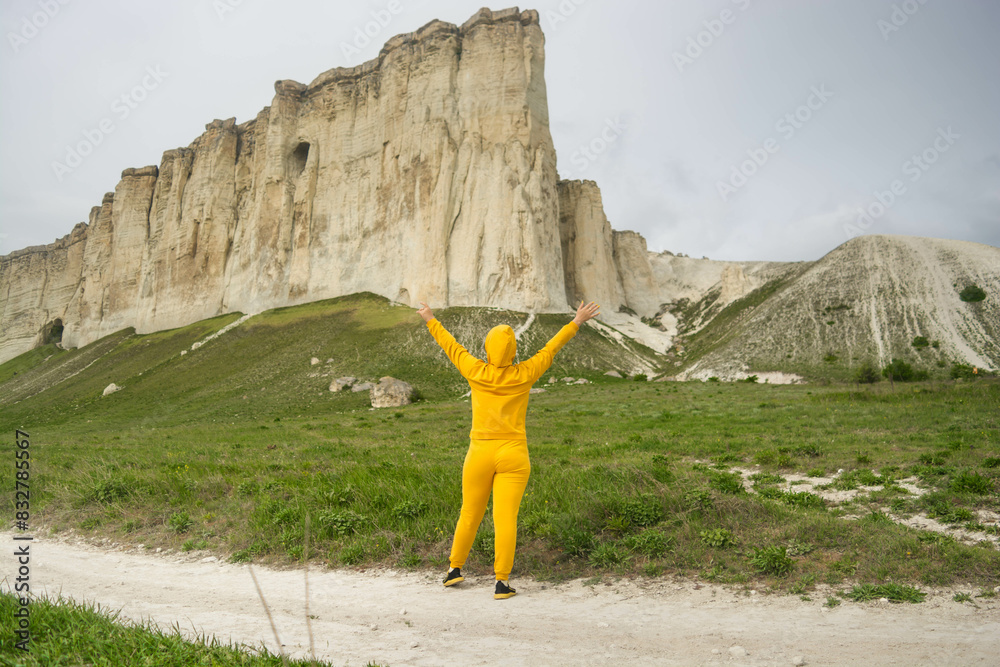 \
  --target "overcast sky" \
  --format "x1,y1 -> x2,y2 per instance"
1,0 -> 997,262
